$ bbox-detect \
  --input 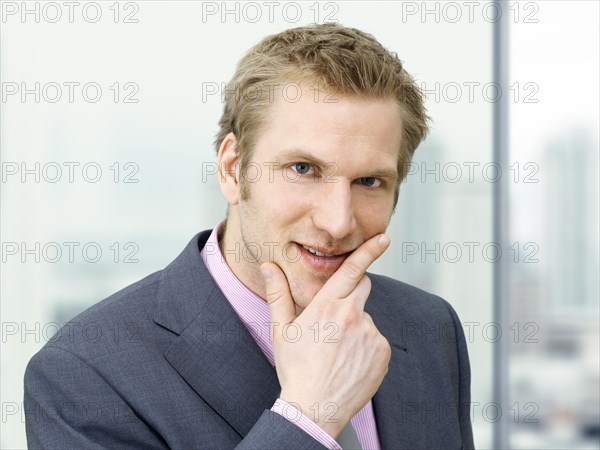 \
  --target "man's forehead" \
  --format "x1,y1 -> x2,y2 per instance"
265,88 -> 401,131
